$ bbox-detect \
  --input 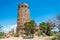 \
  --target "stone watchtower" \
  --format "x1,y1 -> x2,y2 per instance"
16,3 -> 30,35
